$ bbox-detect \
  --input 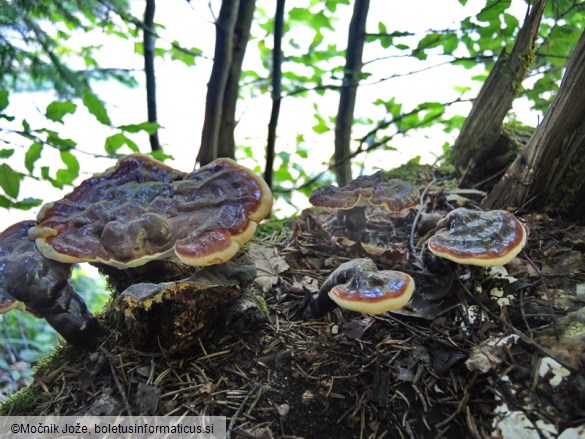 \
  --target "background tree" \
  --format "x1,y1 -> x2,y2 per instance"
197,0 -> 256,166
451,0 -> 545,184
263,0 -> 285,189
143,0 -> 161,152
197,0 -> 240,166
333,0 -> 370,186
217,0 -> 257,159
484,27 -> 585,220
